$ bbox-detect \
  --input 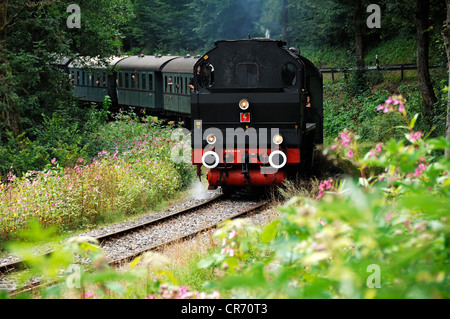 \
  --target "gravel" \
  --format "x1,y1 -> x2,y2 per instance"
101,198 -> 260,262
